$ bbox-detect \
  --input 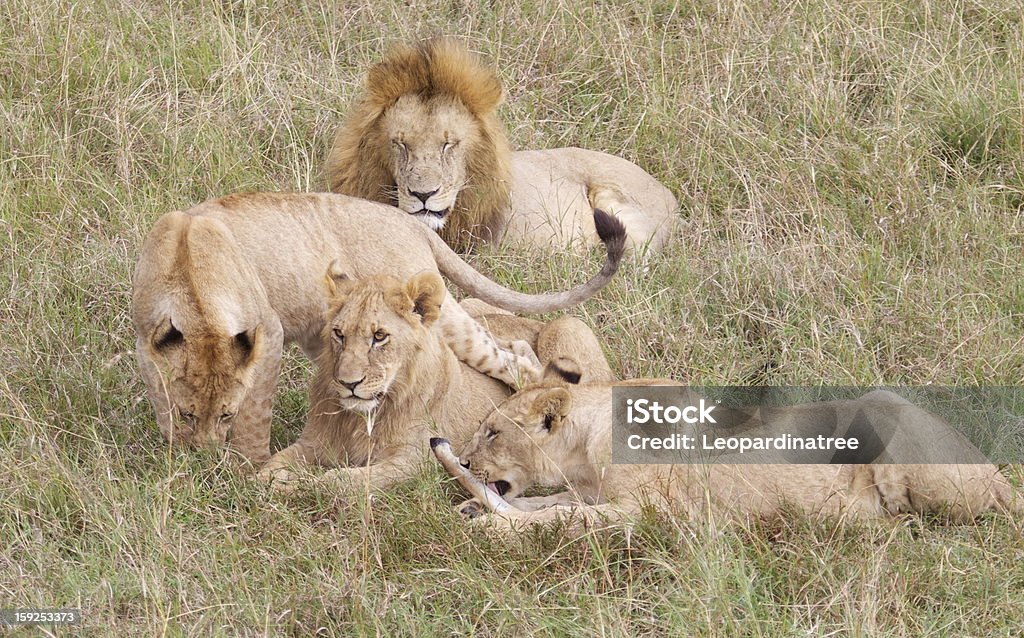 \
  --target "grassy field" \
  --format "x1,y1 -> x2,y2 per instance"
2,0 -> 1023,634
